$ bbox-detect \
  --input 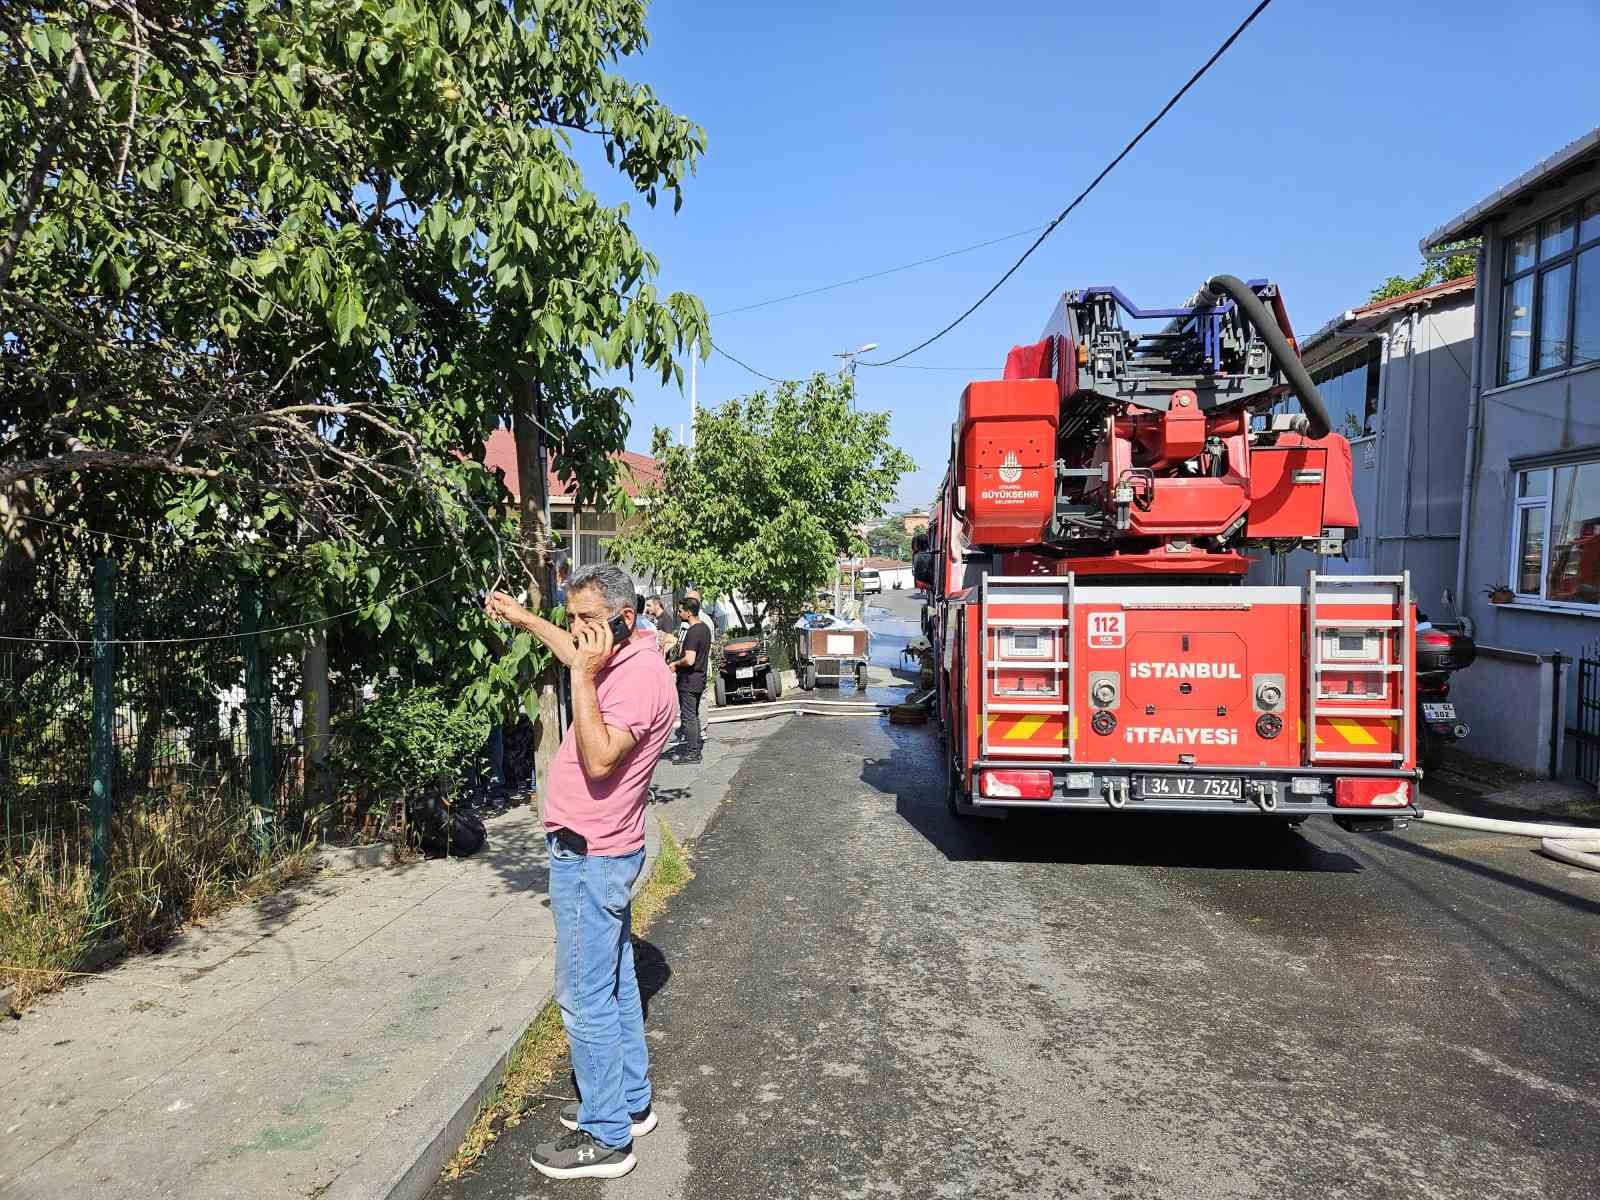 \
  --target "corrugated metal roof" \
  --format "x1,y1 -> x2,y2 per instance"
1299,275 -> 1477,365
1420,126 -> 1600,251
